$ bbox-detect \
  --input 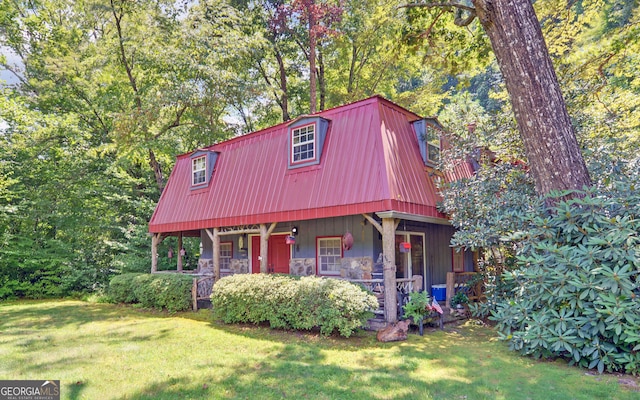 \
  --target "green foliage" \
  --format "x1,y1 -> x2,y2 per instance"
450,291 -> 469,307
402,291 -> 431,322
108,273 -> 193,313
489,168 -> 640,374
211,274 -> 379,337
